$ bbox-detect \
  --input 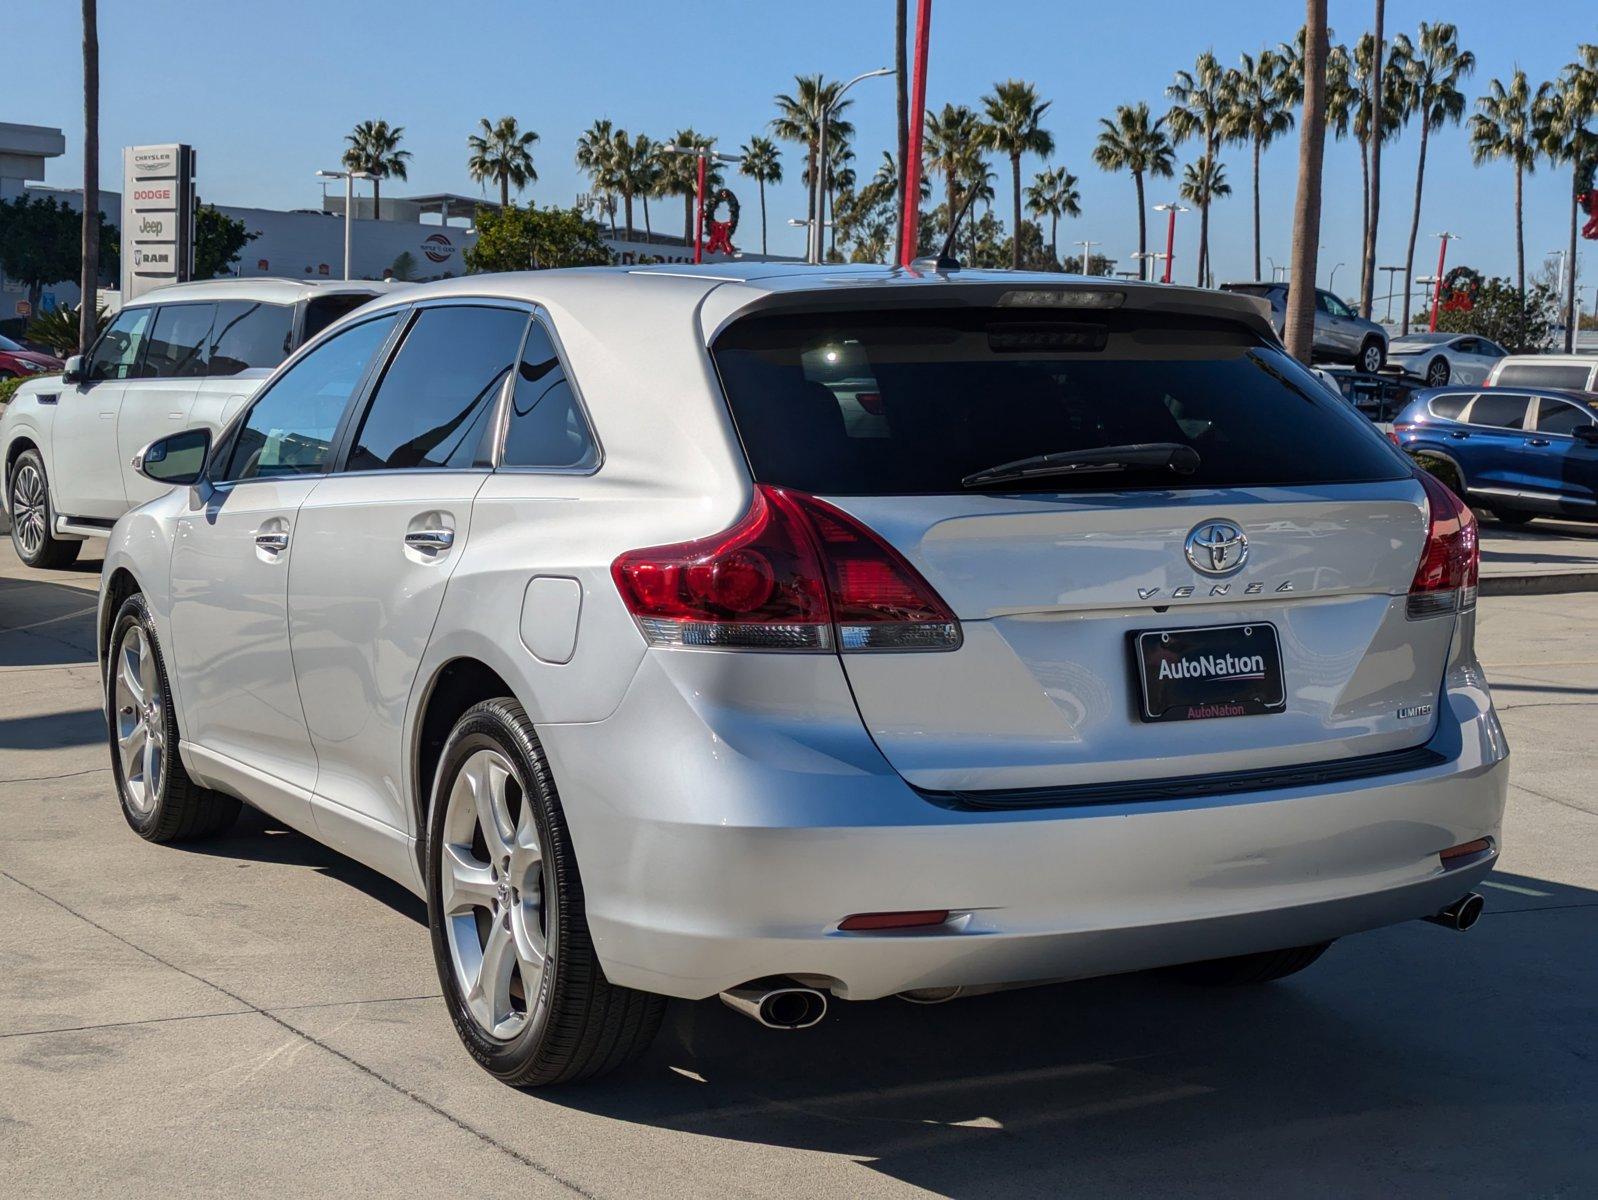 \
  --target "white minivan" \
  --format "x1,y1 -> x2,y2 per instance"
1,278 -> 392,567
